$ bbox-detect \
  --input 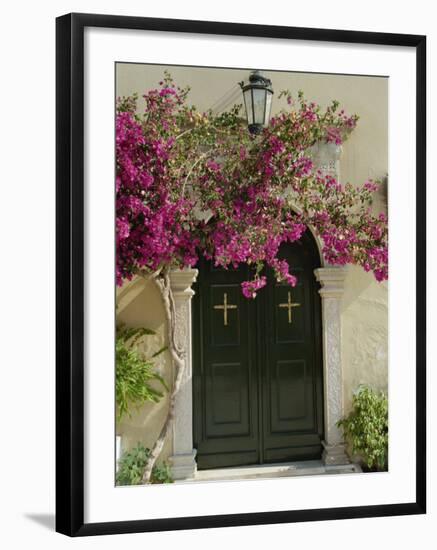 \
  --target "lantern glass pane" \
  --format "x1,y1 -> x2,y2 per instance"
252,88 -> 266,125
265,91 -> 273,126
243,89 -> 254,124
